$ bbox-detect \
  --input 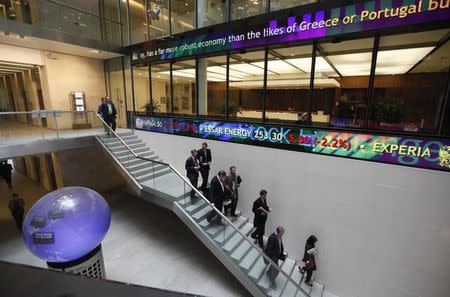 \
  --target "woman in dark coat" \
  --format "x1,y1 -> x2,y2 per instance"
299,235 -> 318,286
